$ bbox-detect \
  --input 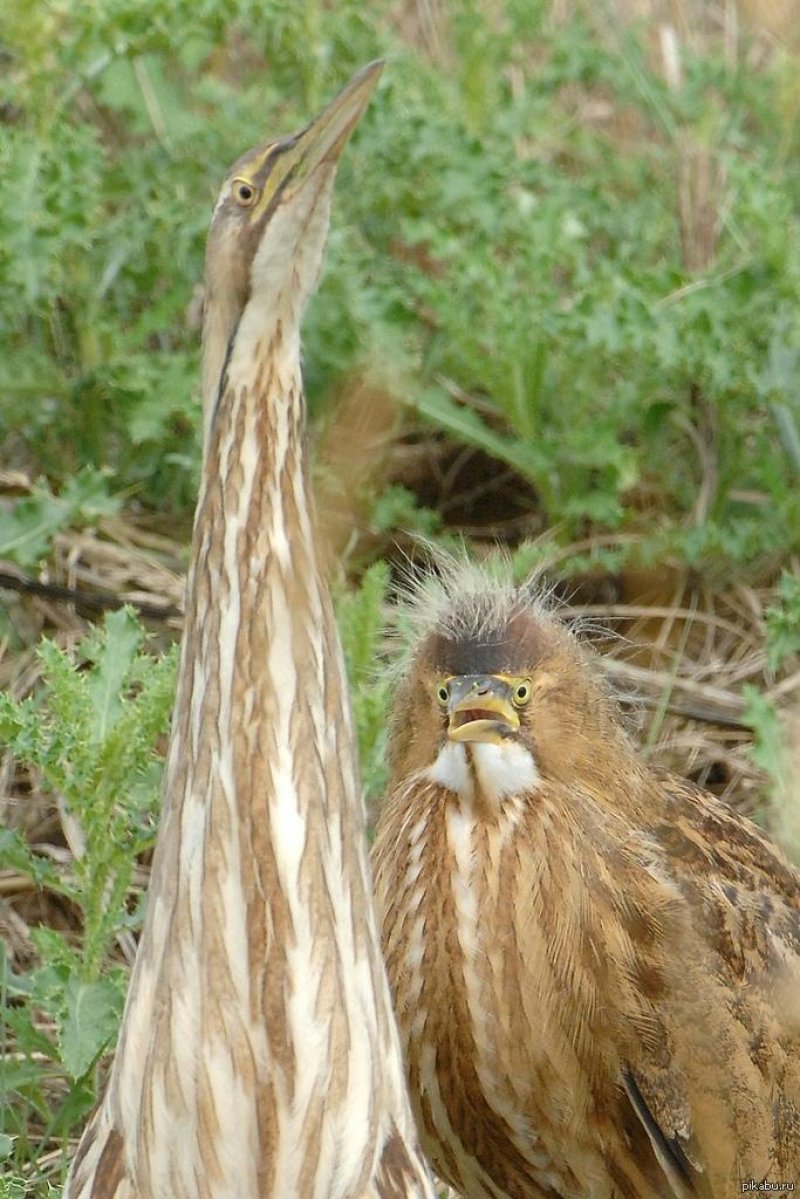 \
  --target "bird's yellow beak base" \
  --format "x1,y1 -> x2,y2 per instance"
445,675 -> 522,744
